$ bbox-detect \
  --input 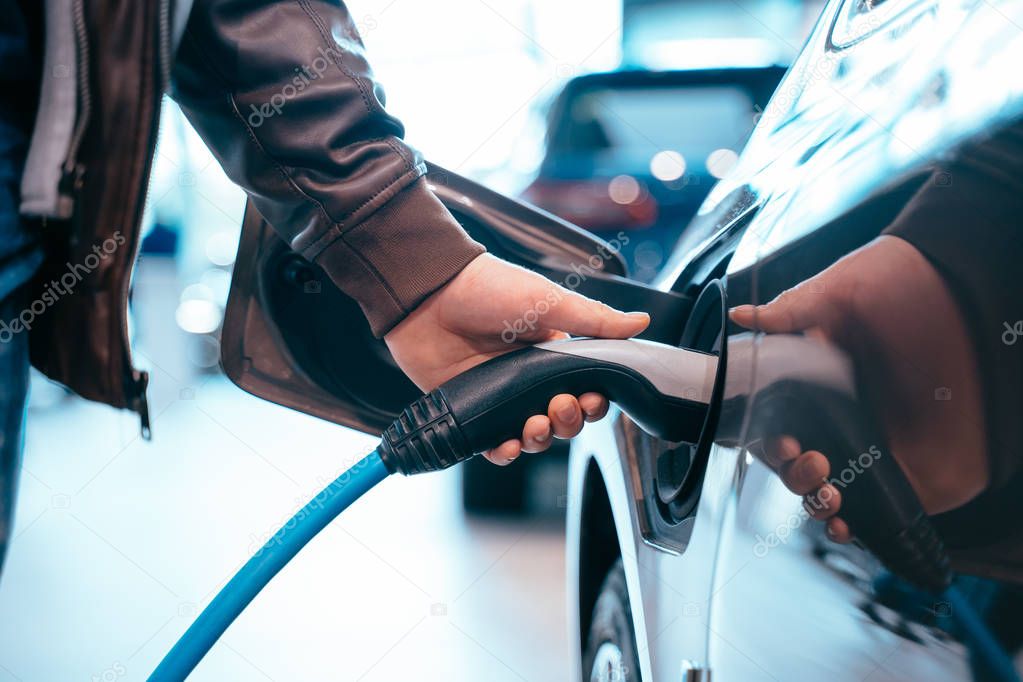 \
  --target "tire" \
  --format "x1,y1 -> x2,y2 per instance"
461,454 -> 528,514
583,559 -> 642,682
